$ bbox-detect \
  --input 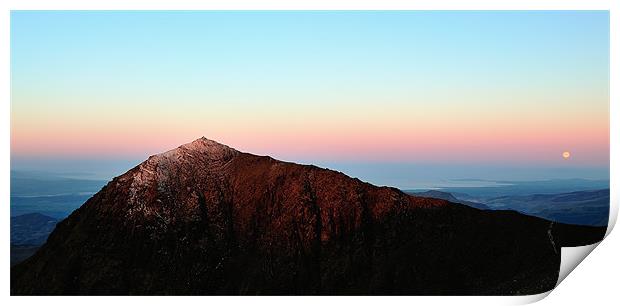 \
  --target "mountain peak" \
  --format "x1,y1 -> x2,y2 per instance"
125,137 -> 239,192
153,137 -> 238,161
179,136 -> 233,152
